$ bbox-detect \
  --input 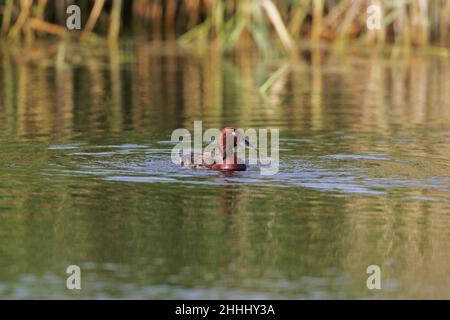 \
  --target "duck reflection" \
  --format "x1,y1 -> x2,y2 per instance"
217,172 -> 241,215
